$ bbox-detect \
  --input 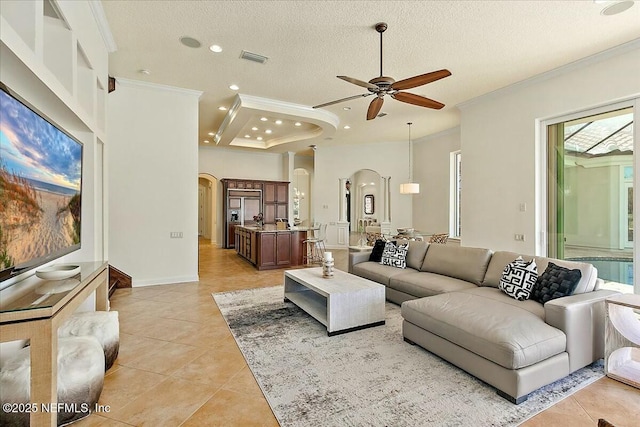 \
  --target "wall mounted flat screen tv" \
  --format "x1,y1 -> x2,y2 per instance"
0,83 -> 83,283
